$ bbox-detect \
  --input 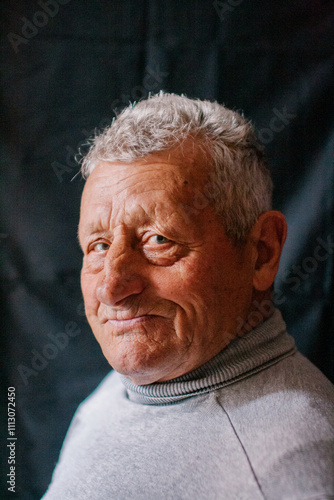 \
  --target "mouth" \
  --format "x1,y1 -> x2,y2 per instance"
105,315 -> 158,330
